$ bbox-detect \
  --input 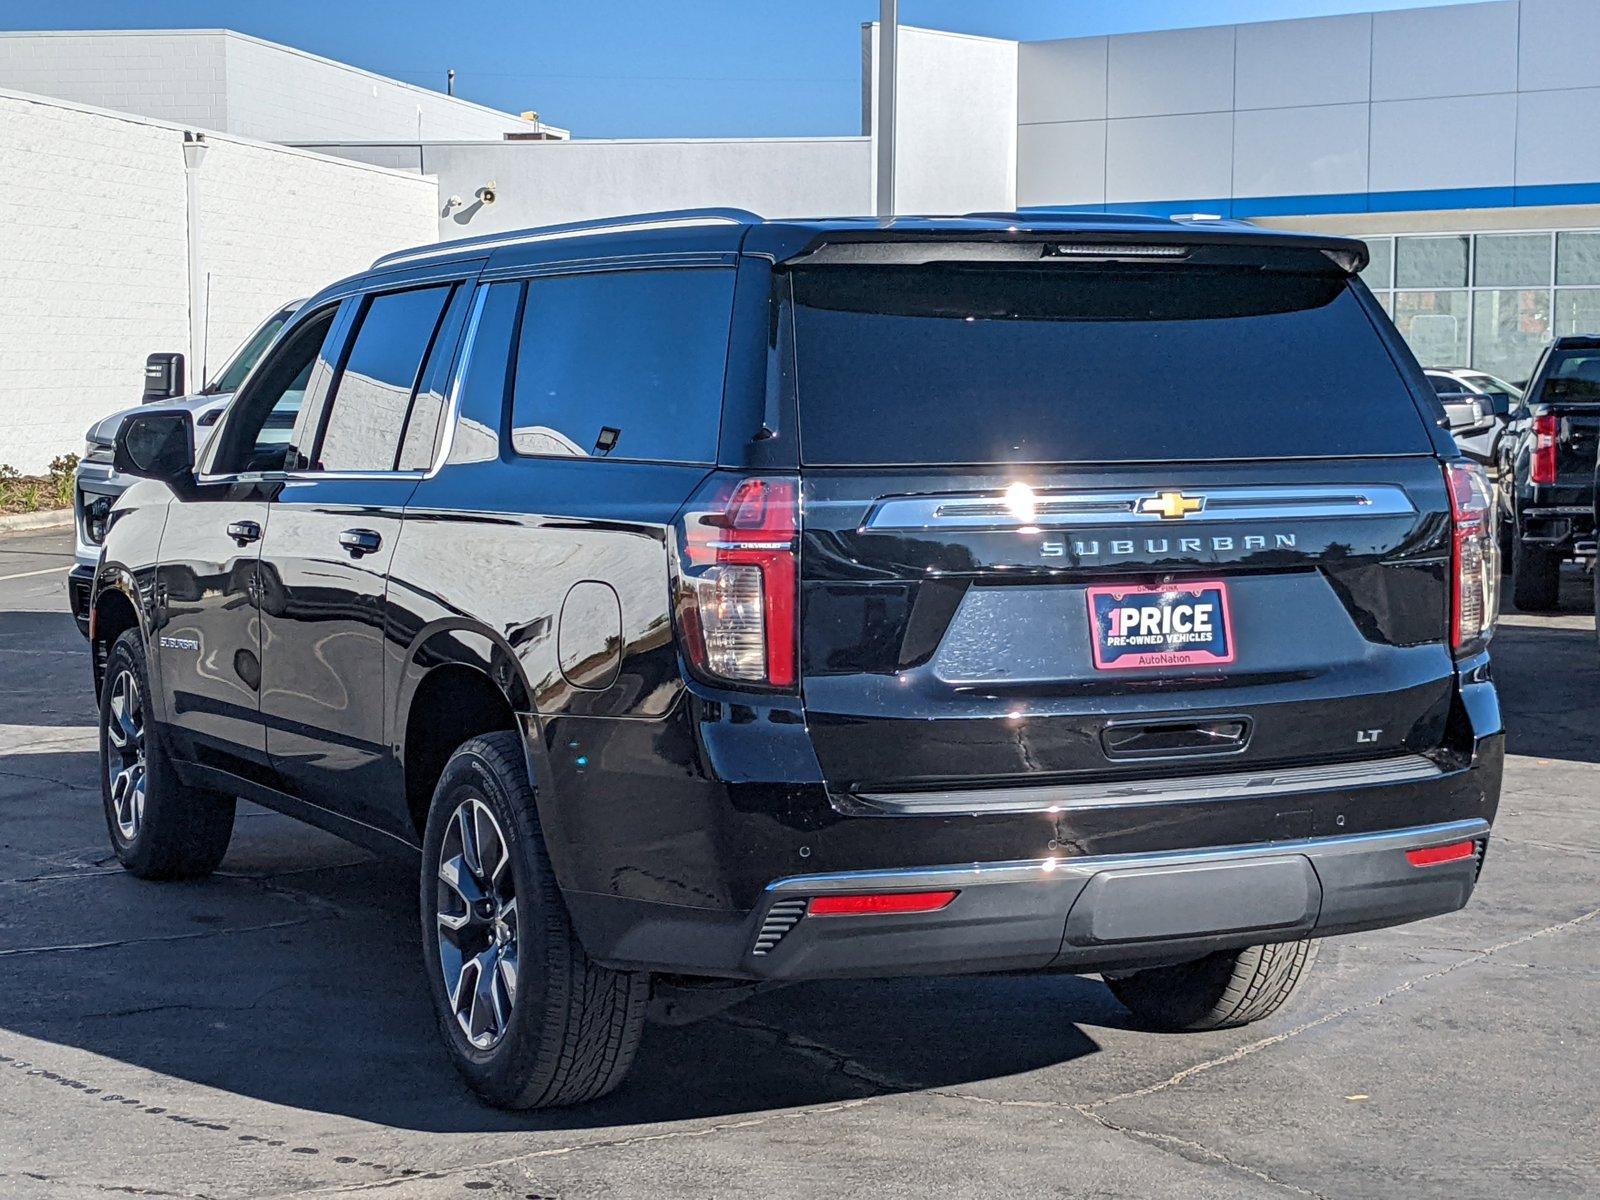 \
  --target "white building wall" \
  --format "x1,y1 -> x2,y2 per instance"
0,30 -> 548,144
863,24 -> 1017,214
0,89 -> 438,472
1012,0 -> 1600,214
301,138 -> 872,237
192,138 -> 439,374
0,30 -> 229,130
220,34 -> 536,143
